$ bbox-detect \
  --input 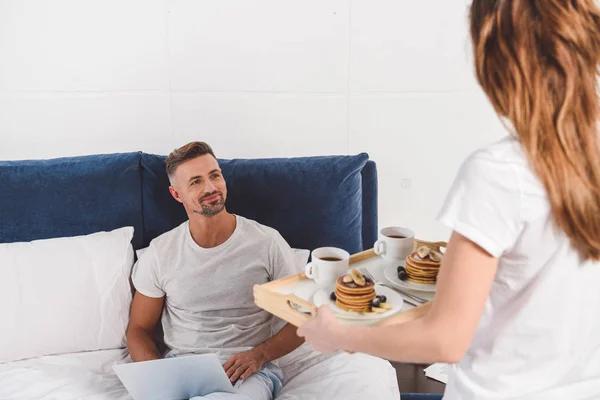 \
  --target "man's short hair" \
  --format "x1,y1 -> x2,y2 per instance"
165,141 -> 216,182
